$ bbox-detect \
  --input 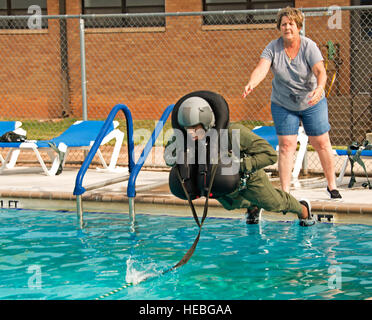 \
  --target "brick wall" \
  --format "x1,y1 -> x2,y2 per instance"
0,0 -> 355,124
297,0 -> 350,6
166,0 -> 202,12
0,0 -> 62,118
